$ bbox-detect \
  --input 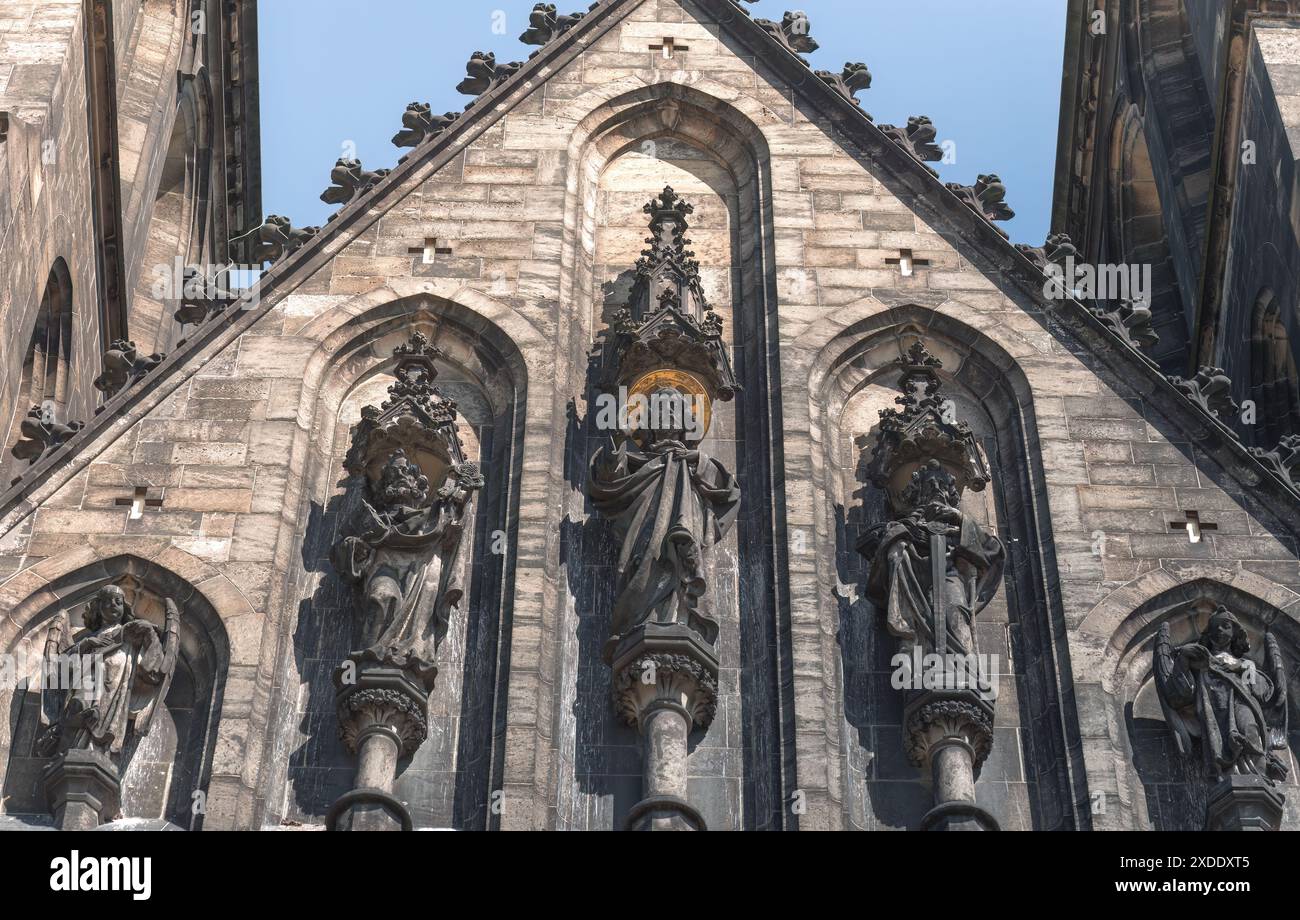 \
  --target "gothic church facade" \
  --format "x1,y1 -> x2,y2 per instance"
1,0 -> 1298,831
